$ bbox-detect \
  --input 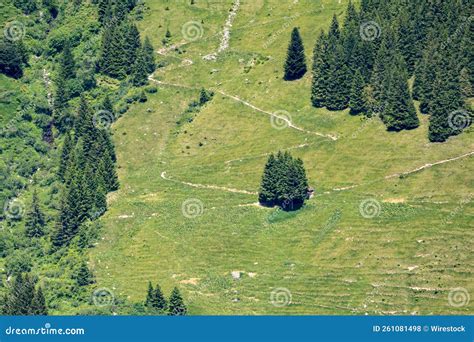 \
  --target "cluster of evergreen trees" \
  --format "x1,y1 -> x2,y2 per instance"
97,0 -> 155,83
144,283 -> 187,315
2,273 -> 48,315
293,0 -> 472,141
52,96 -> 119,248
0,38 -> 28,79
259,151 -> 309,210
